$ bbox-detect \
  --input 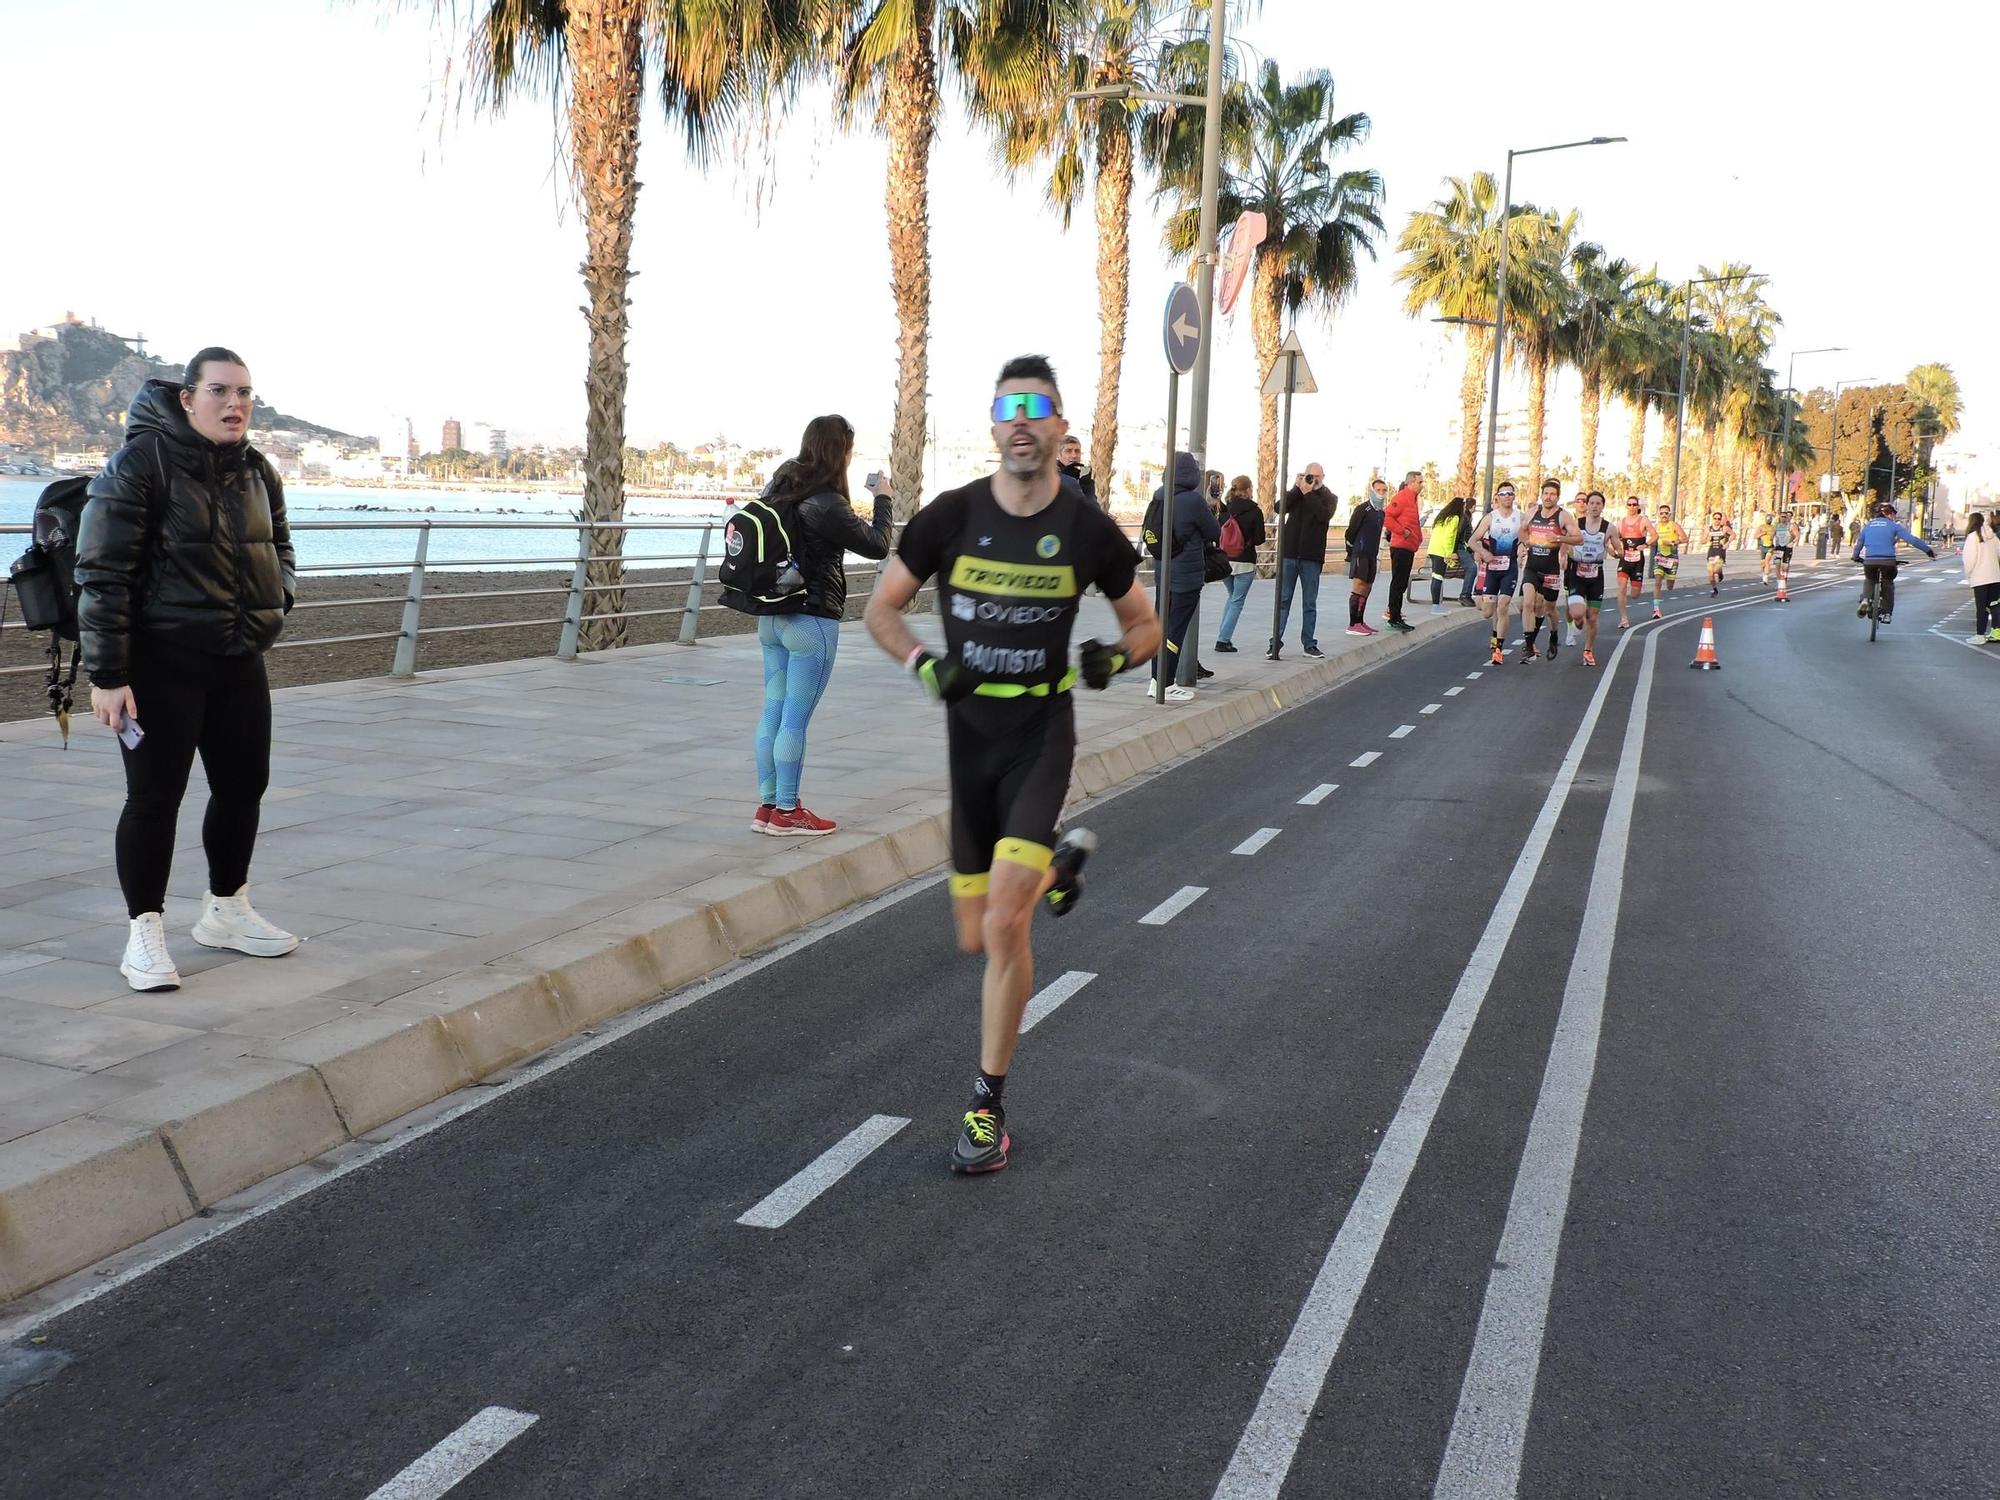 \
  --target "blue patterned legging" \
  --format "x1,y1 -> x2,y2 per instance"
756,614 -> 841,810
